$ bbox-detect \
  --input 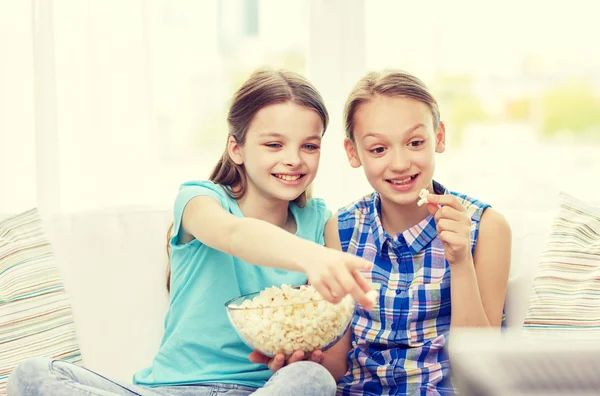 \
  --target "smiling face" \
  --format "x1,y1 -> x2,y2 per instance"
345,95 -> 446,207
228,101 -> 324,204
